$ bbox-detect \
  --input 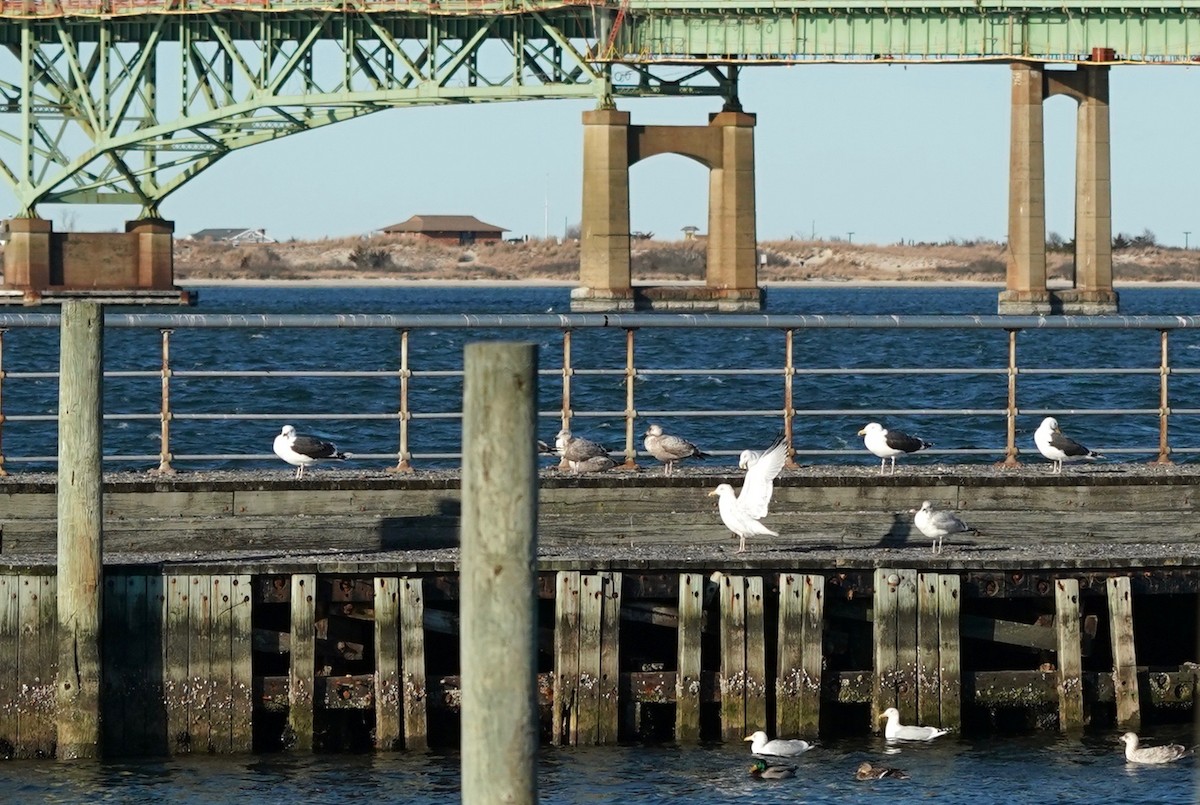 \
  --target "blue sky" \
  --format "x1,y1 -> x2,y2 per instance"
35,63 -> 1200,247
